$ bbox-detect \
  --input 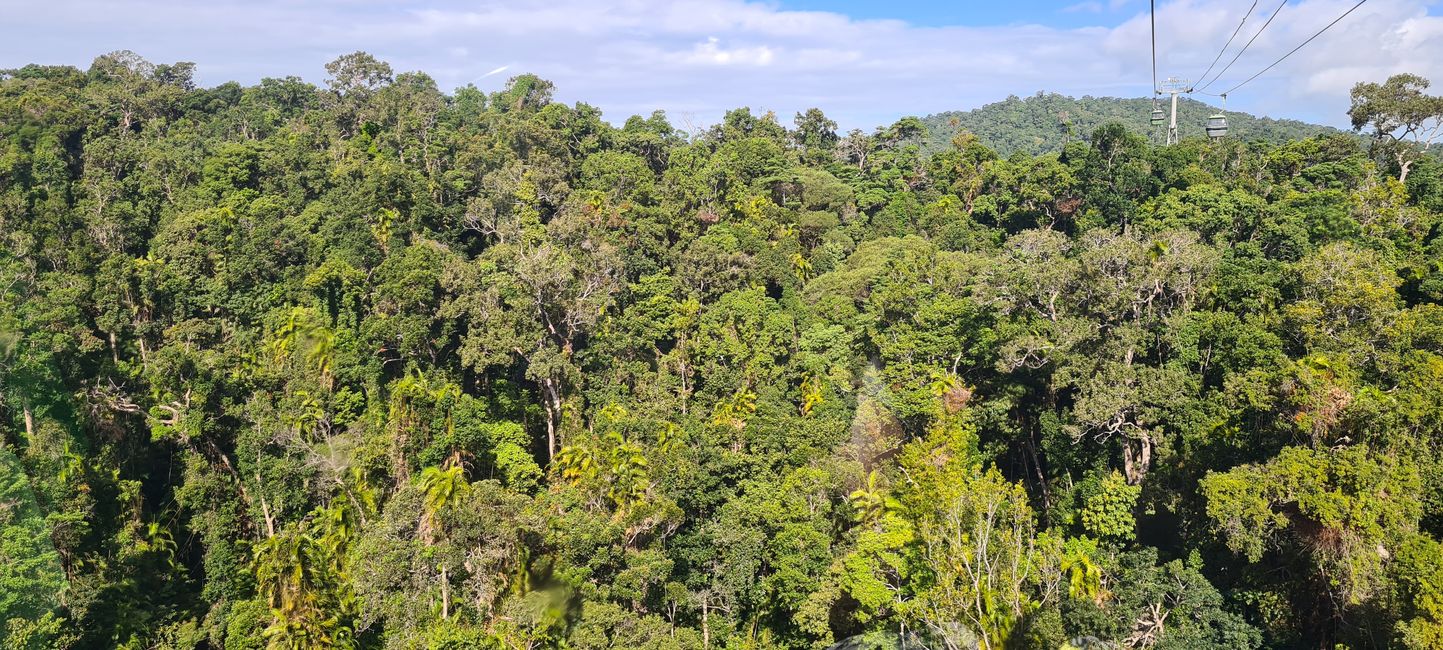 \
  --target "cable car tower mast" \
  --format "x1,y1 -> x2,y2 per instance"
1159,77 -> 1188,145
